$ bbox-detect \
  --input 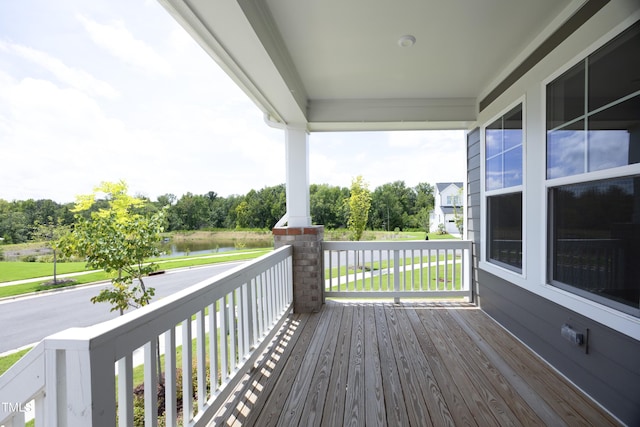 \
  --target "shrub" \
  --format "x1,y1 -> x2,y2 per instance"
20,255 -> 37,262
130,363 -> 210,426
